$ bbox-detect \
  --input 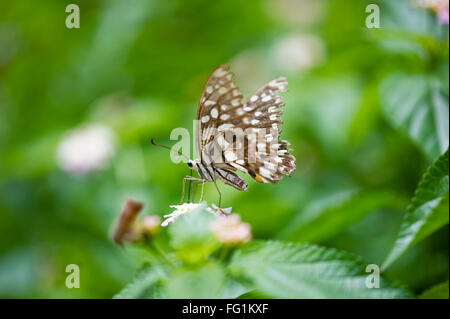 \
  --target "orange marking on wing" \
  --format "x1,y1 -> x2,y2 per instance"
255,174 -> 264,183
